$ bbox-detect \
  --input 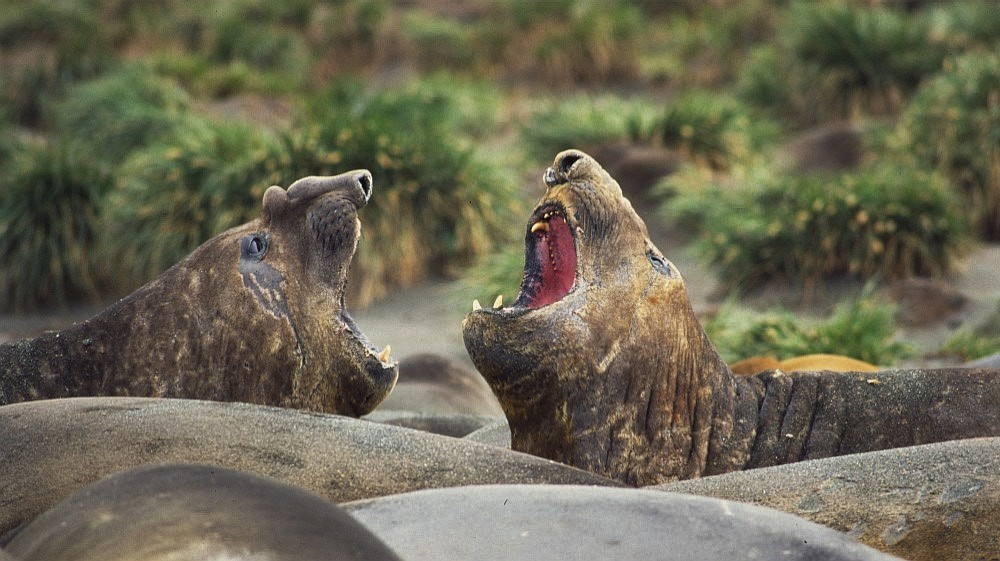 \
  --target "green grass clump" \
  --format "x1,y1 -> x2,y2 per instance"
705,295 -> 913,366
49,65 -> 192,165
651,92 -> 776,171
665,164 -> 970,291
520,95 -> 660,161
738,3 -> 944,125
0,142 -> 114,312
902,50 -> 1000,240
102,118 -> 269,289
938,300 -> 1000,362
786,3 -> 943,117
939,330 -> 1000,363
527,1 -> 643,86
